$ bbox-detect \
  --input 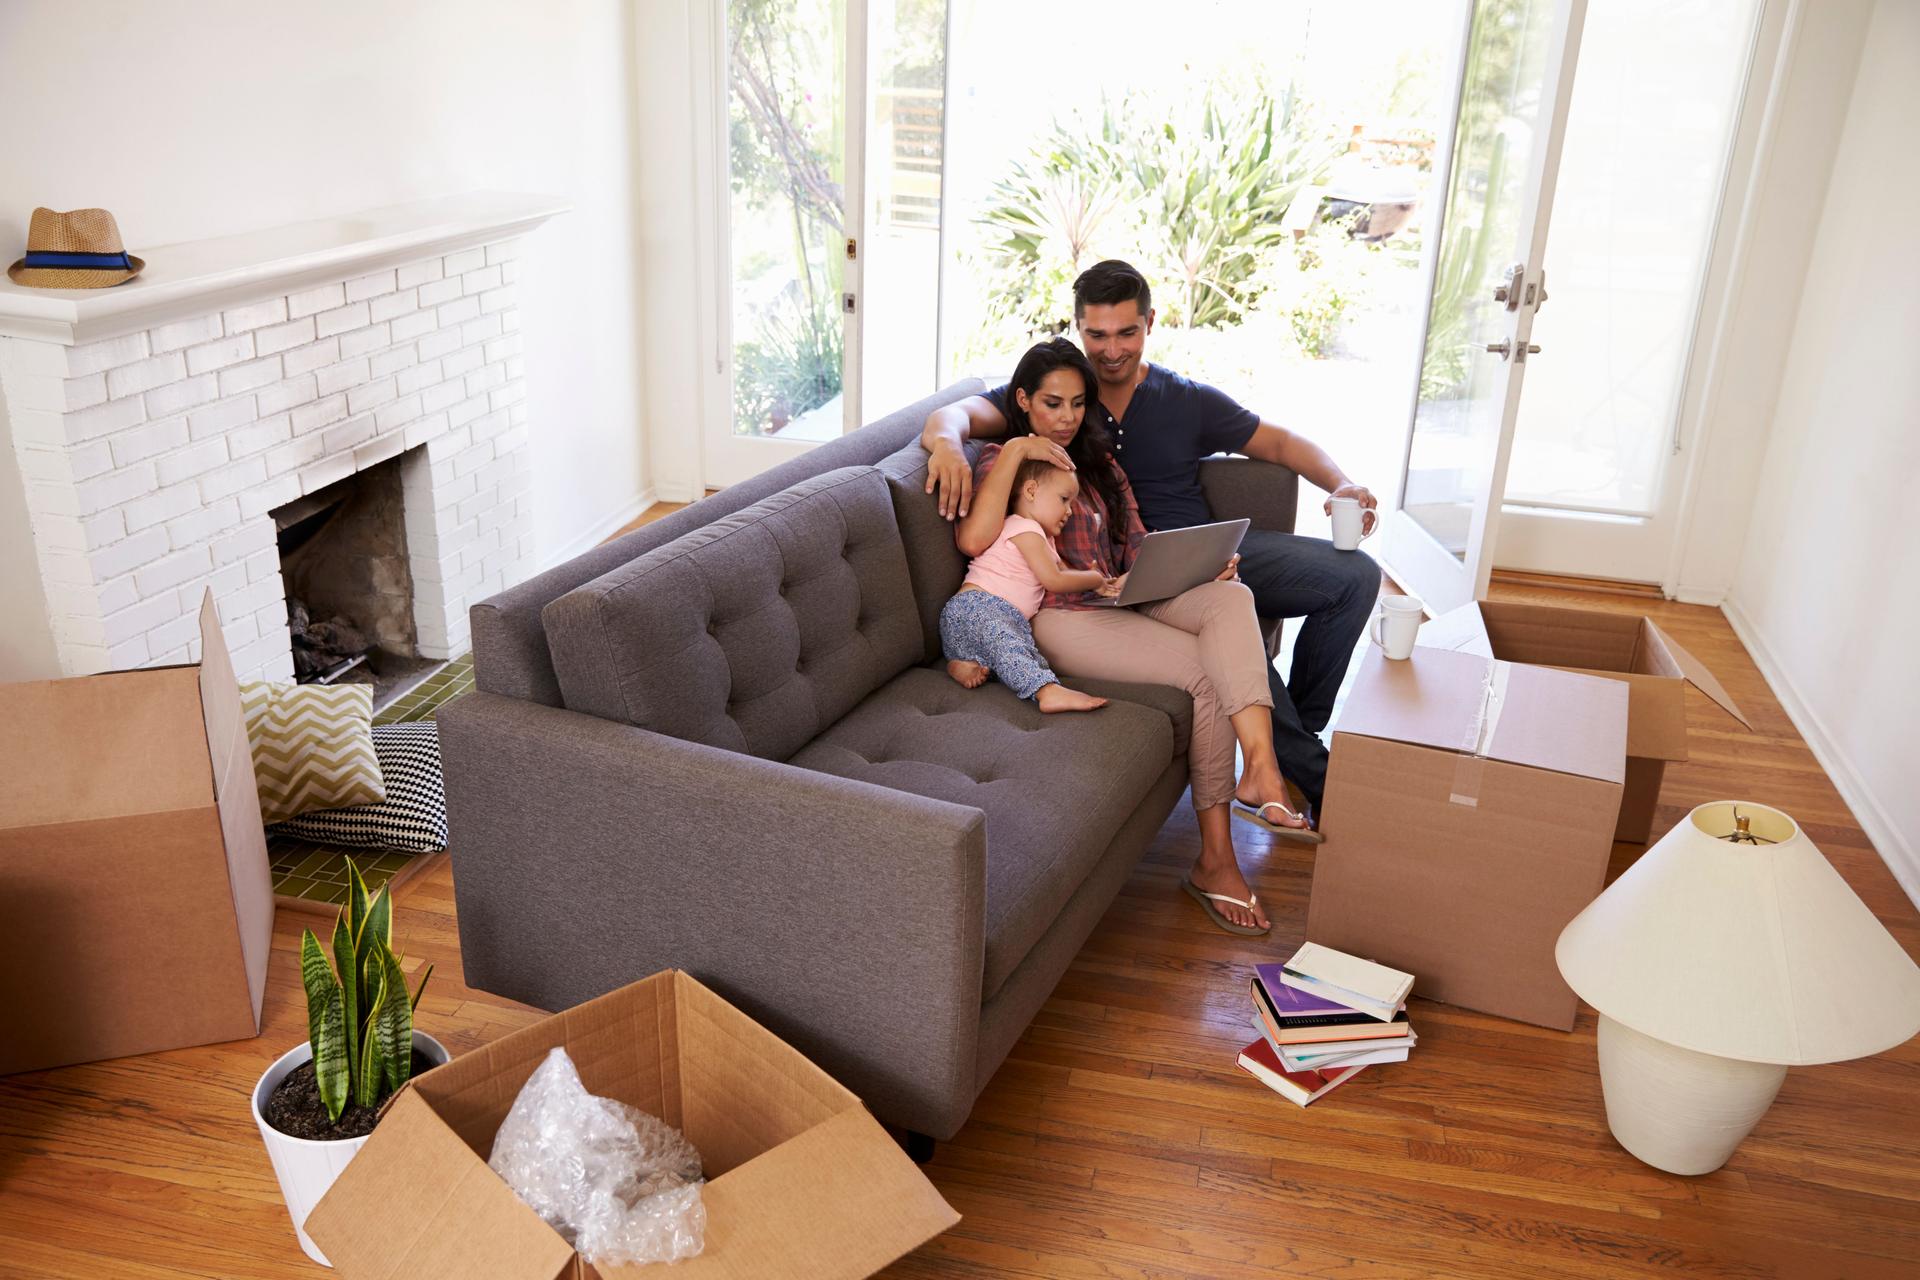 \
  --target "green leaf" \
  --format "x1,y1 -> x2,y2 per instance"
375,945 -> 414,1092
300,931 -> 349,1123
330,911 -> 360,1095
411,962 -> 435,1015
346,858 -> 371,948
355,962 -> 388,1109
